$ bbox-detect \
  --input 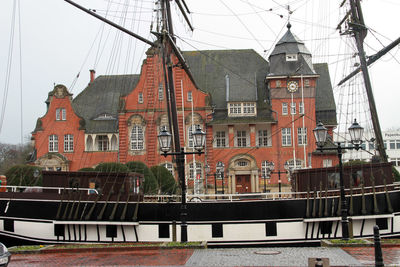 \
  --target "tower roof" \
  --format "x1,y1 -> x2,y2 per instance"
269,23 -> 315,76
